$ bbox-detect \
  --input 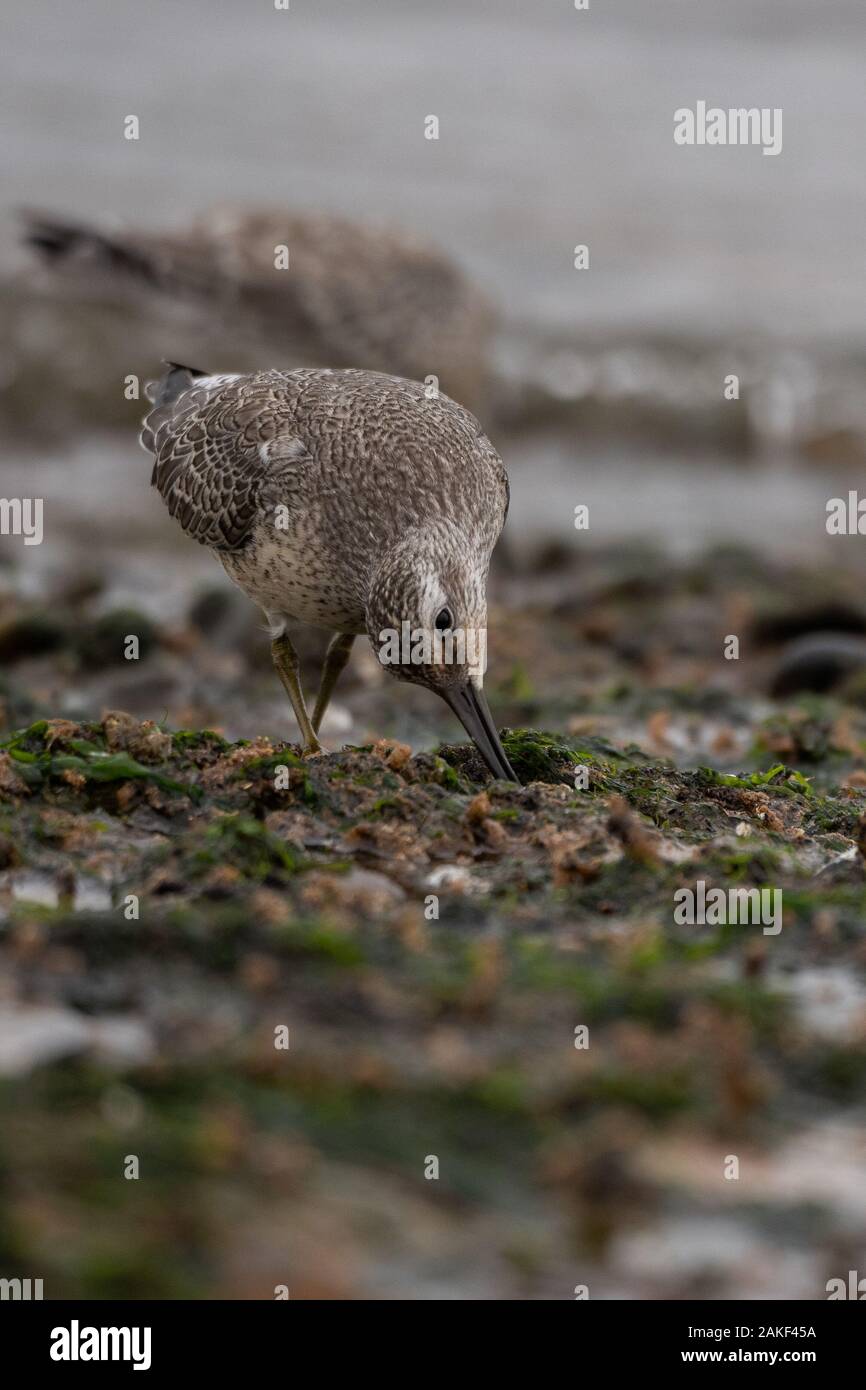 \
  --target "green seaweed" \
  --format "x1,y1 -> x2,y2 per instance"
171,729 -> 231,753
191,813 -> 305,880
1,721 -> 197,799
